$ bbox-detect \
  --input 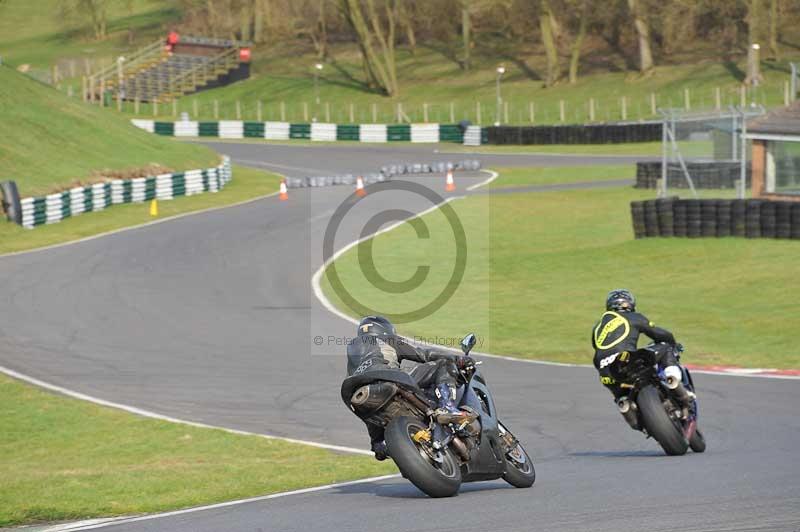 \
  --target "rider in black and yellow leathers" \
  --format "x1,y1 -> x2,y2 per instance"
592,289 -> 695,427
